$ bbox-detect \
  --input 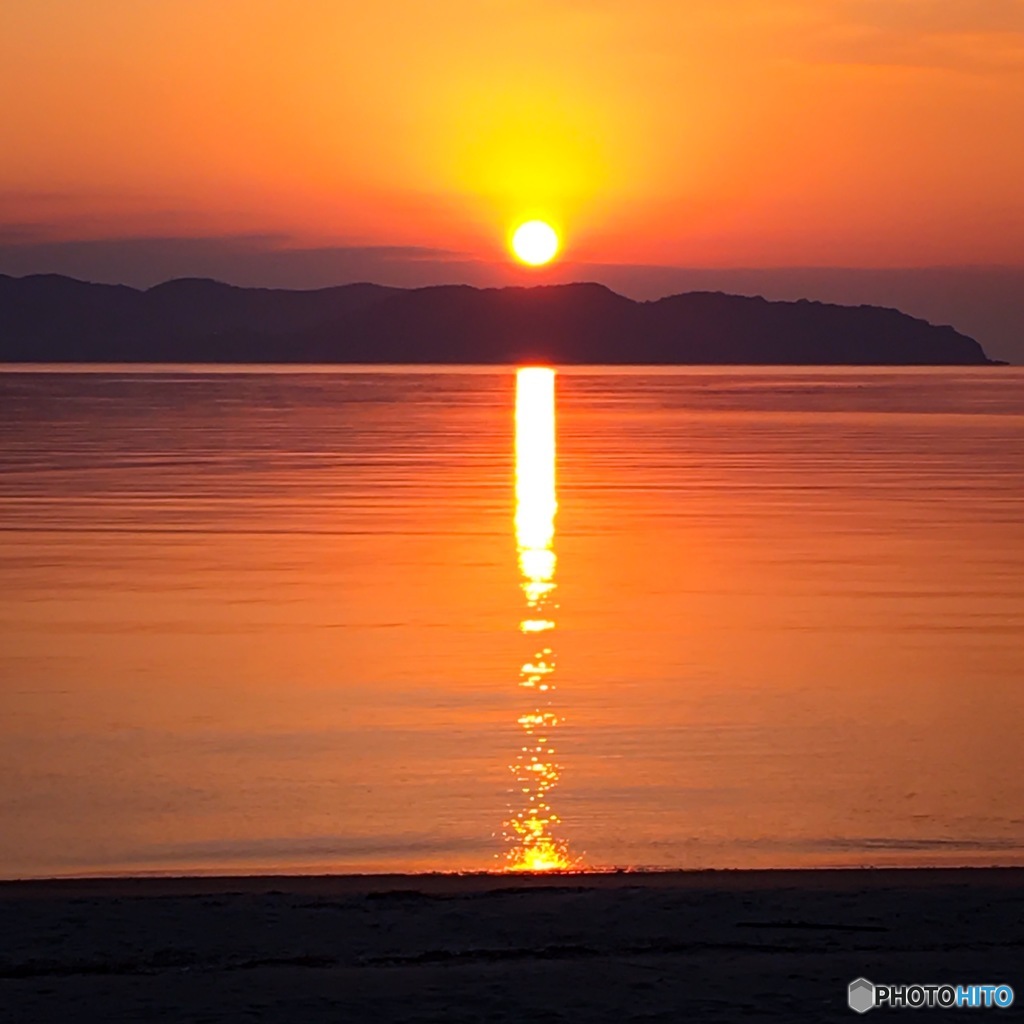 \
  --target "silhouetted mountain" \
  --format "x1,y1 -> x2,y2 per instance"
0,274 -> 995,364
